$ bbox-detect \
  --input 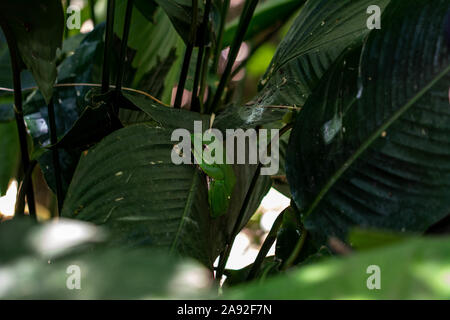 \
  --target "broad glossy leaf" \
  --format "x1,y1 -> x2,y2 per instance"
0,0 -> 64,103
0,121 -> 19,196
227,237 -> 450,299
256,0 -> 390,107
286,0 -> 450,245
61,124 -> 219,267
